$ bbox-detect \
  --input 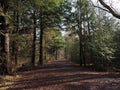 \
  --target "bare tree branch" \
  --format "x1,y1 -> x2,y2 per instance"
99,0 -> 120,19
0,31 -> 5,35
89,0 -> 110,13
